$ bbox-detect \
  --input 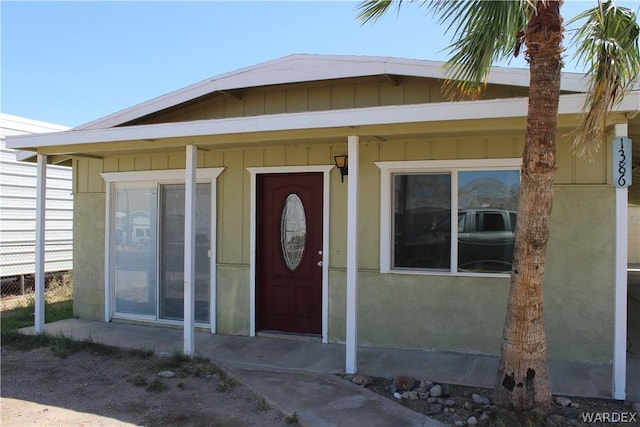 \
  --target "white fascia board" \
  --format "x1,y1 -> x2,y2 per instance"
559,72 -> 590,92
75,54 -> 587,132
8,91 -> 638,152
559,90 -> 640,115
4,96 -> 530,149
